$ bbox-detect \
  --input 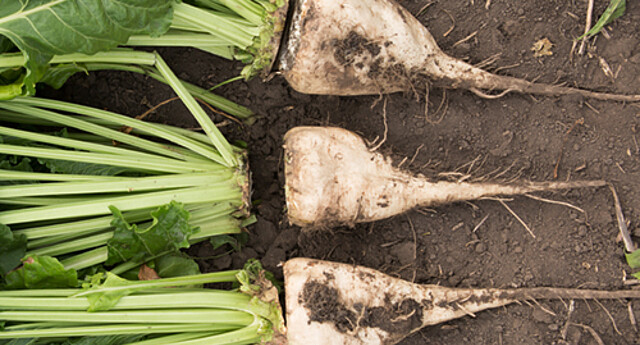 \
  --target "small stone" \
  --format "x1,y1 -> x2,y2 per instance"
475,243 -> 486,253
548,324 -> 559,331
513,246 -> 523,254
